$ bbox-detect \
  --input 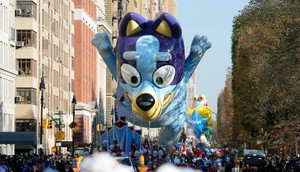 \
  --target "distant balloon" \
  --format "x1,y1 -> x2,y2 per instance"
187,103 -> 213,127
186,110 -> 208,135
